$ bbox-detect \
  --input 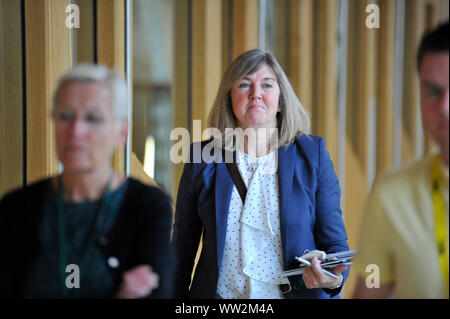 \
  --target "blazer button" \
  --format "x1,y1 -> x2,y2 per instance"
99,236 -> 108,246
108,256 -> 120,269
